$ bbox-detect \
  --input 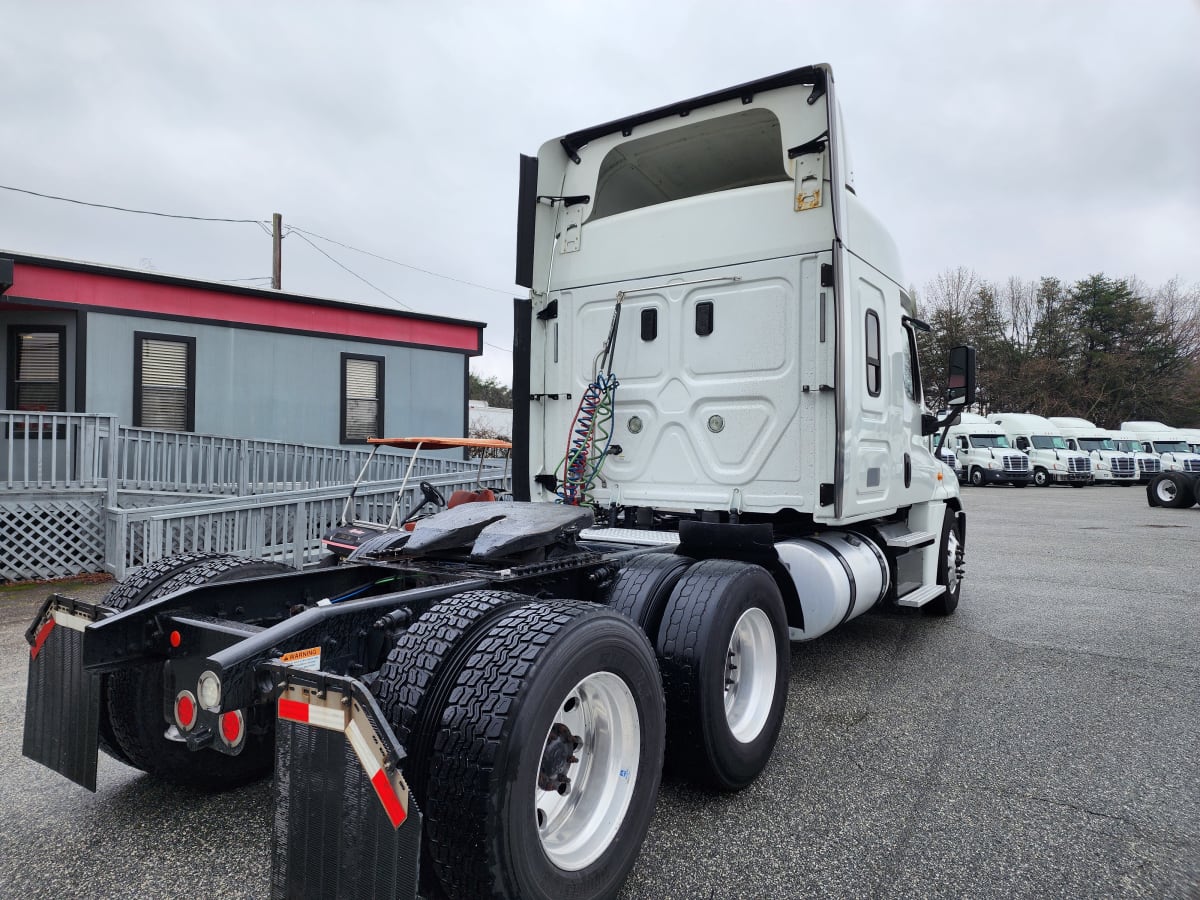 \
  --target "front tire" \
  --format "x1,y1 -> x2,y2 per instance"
1033,468 -> 1050,487
925,507 -> 964,616
655,559 -> 789,791
425,601 -> 665,900
969,467 -> 985,487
